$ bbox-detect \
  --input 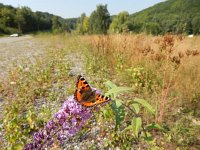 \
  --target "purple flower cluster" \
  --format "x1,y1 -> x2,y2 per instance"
24,96 -> 92,150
